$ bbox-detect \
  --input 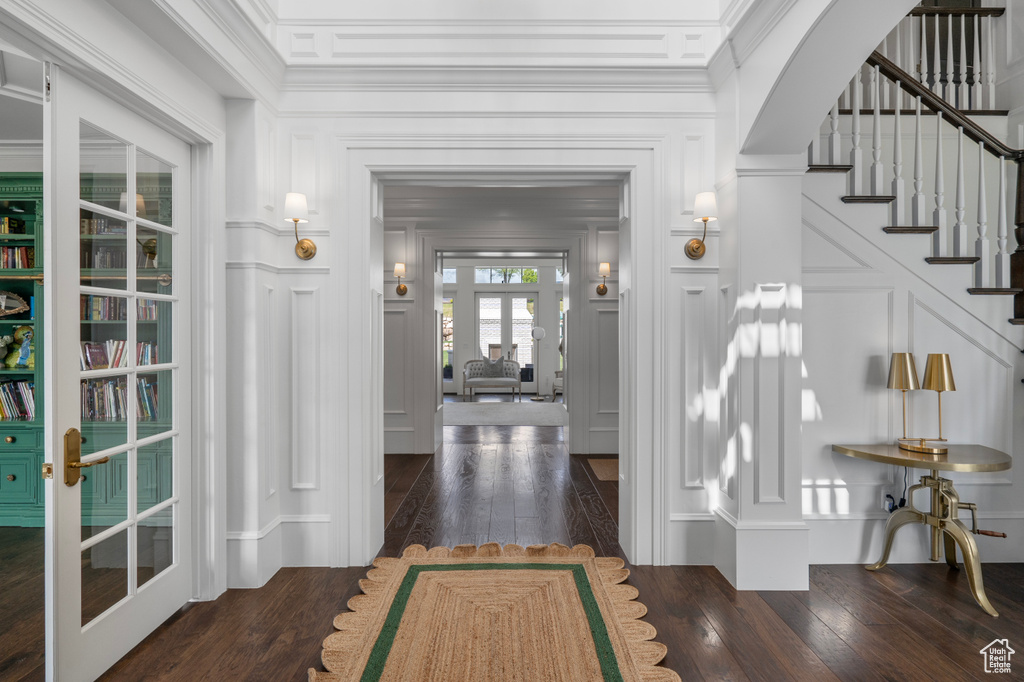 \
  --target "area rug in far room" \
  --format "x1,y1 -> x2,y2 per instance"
308,543 -> 680,682
443,401 -> 567,426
